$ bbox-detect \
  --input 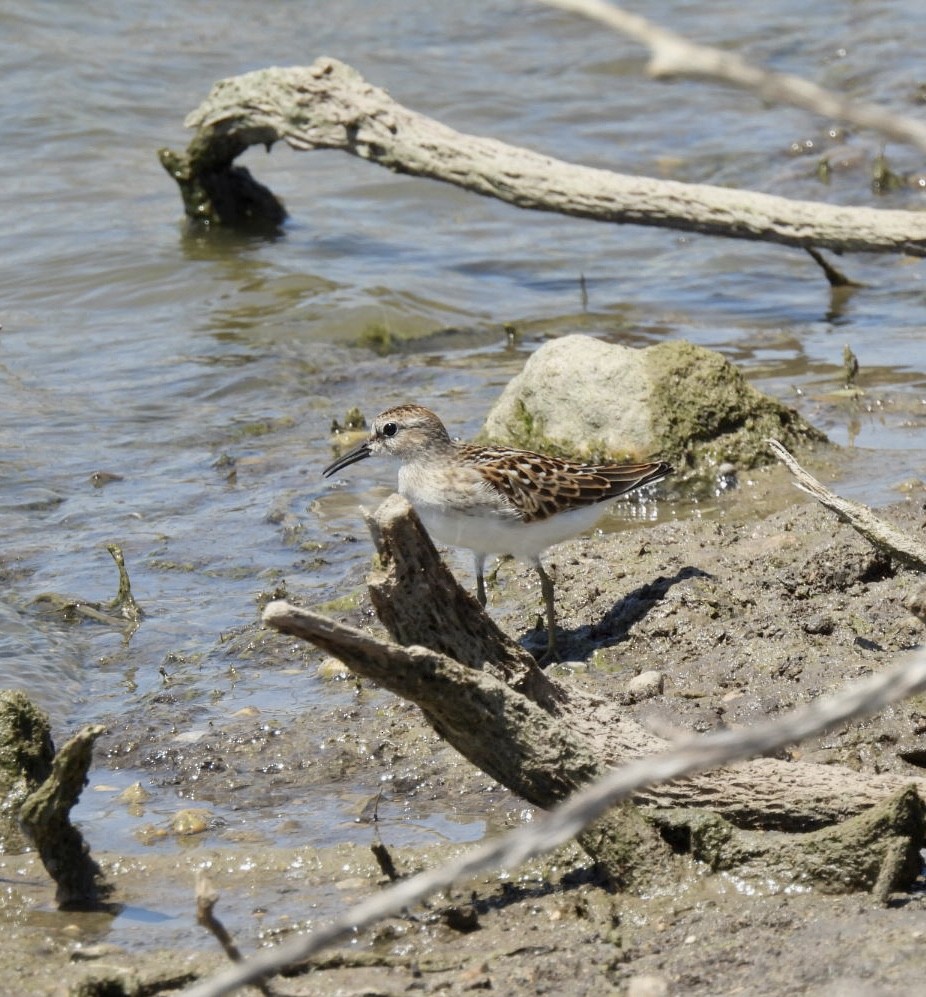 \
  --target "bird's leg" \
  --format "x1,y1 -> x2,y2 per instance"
474,553 -> 488,608
534,560 -> 559,664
